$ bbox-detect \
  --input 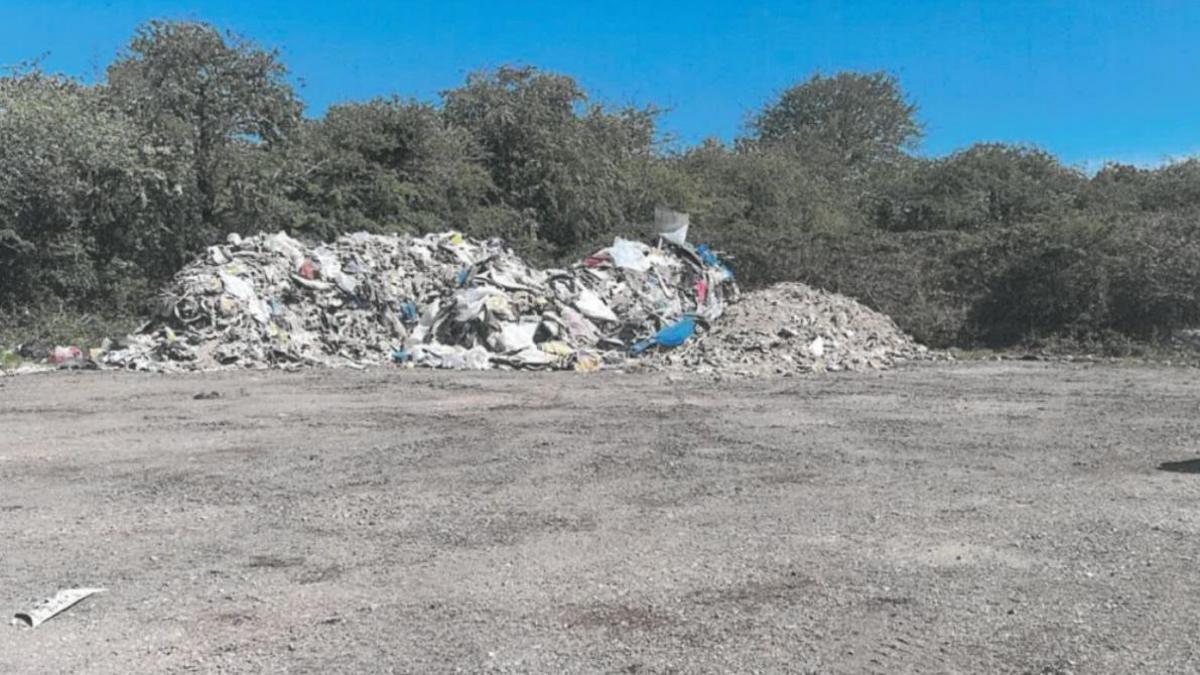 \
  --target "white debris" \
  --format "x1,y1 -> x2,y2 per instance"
104,231 -> 734,373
